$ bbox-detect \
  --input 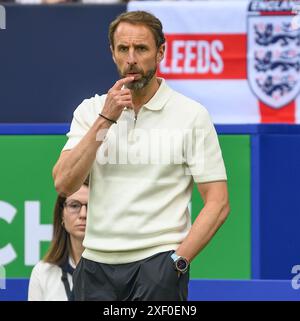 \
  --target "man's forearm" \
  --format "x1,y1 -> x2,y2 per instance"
176,200 -> 230,263
53,117 -> 112,196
